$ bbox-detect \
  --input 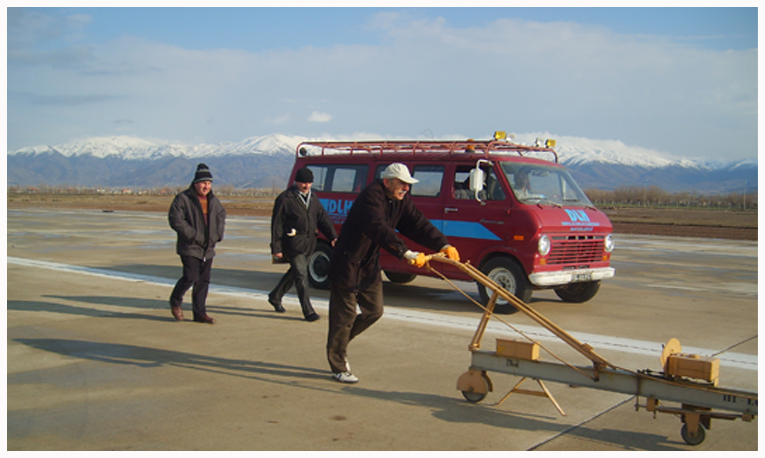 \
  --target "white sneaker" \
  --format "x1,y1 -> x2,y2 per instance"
332,371 -> 359,384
